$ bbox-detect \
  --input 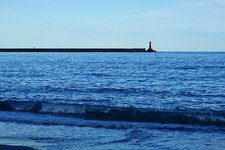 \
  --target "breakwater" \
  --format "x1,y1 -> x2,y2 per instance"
0,48 -> 156,52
